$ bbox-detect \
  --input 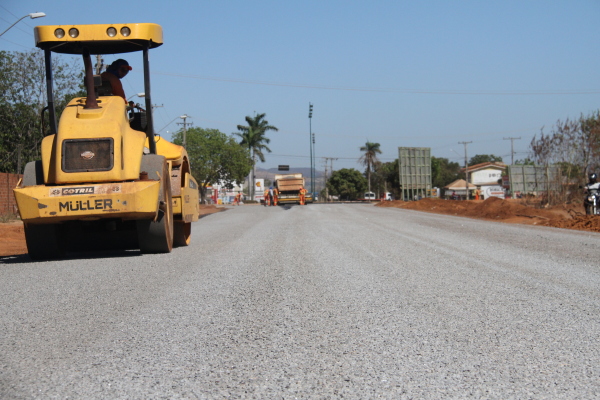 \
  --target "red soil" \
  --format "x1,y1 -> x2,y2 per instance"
376,197 -> 600,232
